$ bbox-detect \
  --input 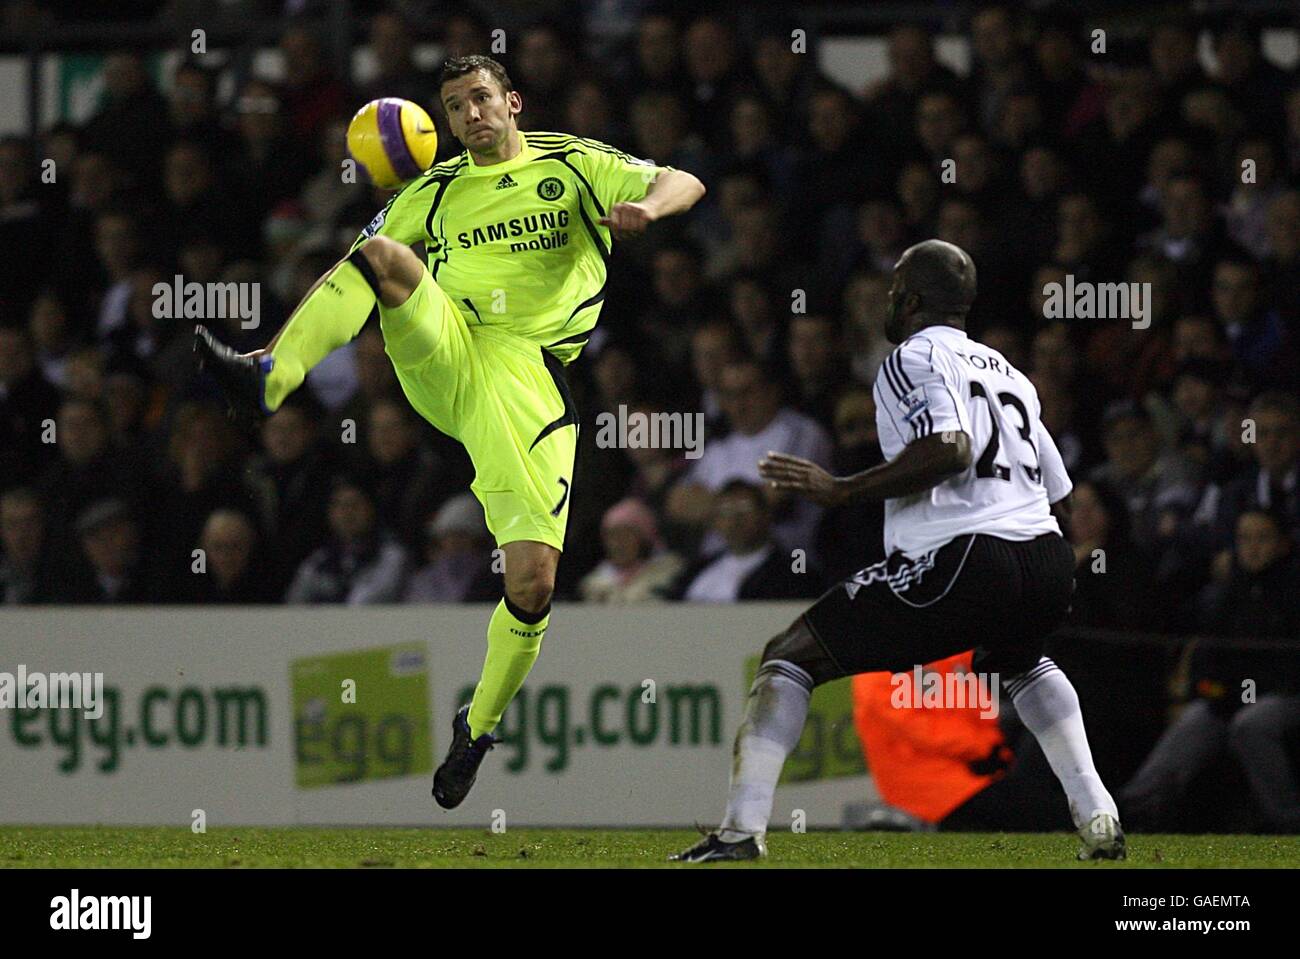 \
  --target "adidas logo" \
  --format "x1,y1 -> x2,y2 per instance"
495,174 -> 518,190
